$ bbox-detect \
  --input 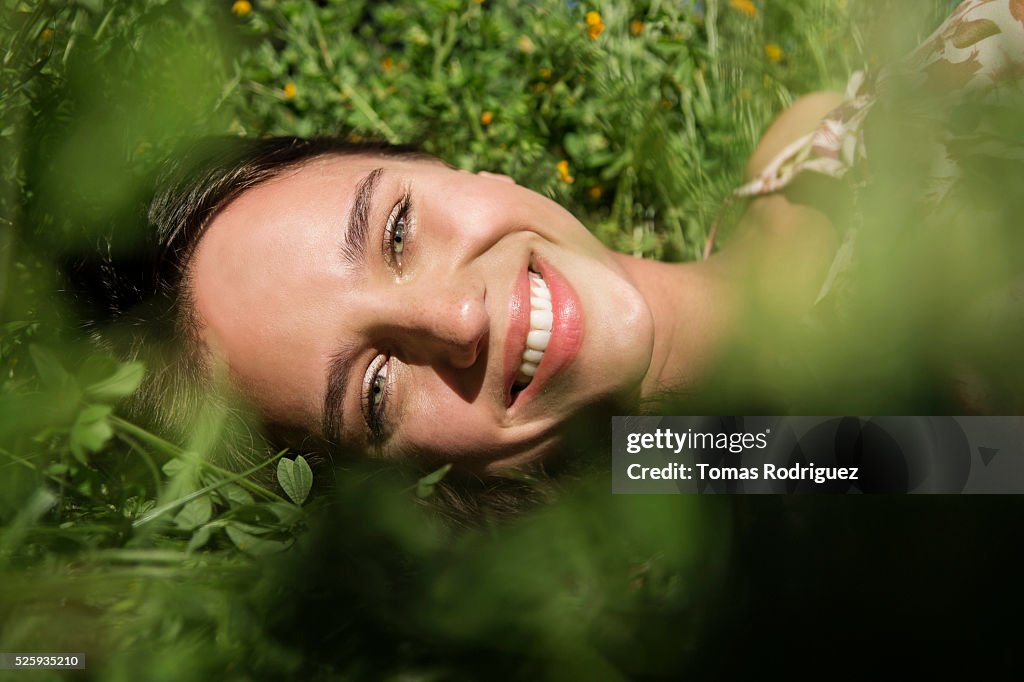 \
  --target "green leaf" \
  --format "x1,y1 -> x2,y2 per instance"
30,344 -> 73,391
265,502 -> 304,527
277,456 -> 313,505
187,526 -> 213,553
415,463 -> 452,499
161,458 -> 187,477
76,355 -> 118,387
82,360 -> 145,401
174,494 -> 212,531
227,503 -> 284,529
225,524 -> 293,557
215,483 -> 255,508
69,404 -> 114,464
